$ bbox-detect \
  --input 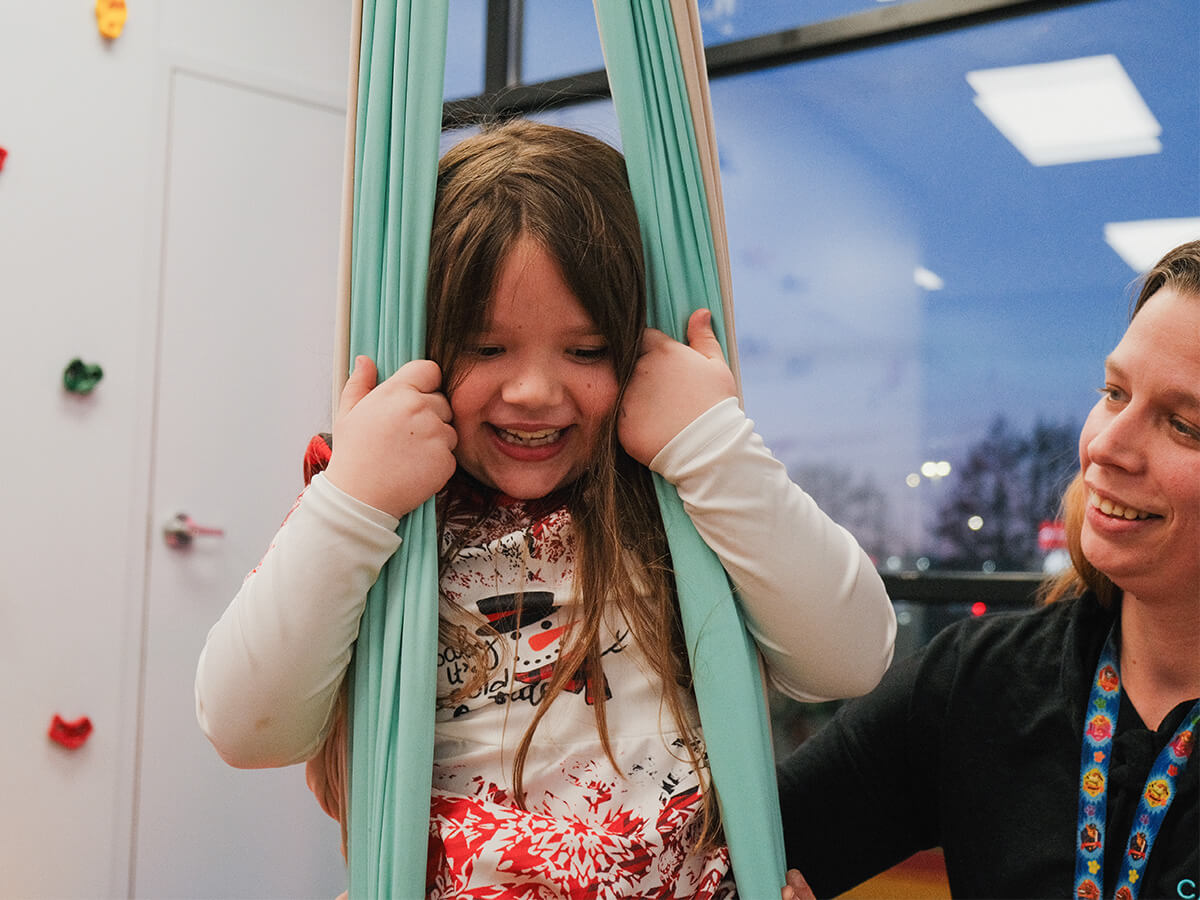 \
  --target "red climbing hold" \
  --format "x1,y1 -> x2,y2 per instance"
49,715 -> 94,749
